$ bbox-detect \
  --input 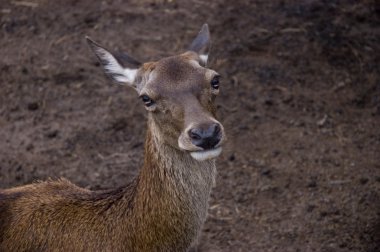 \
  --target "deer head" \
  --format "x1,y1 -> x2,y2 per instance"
87,24 -> 225,161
